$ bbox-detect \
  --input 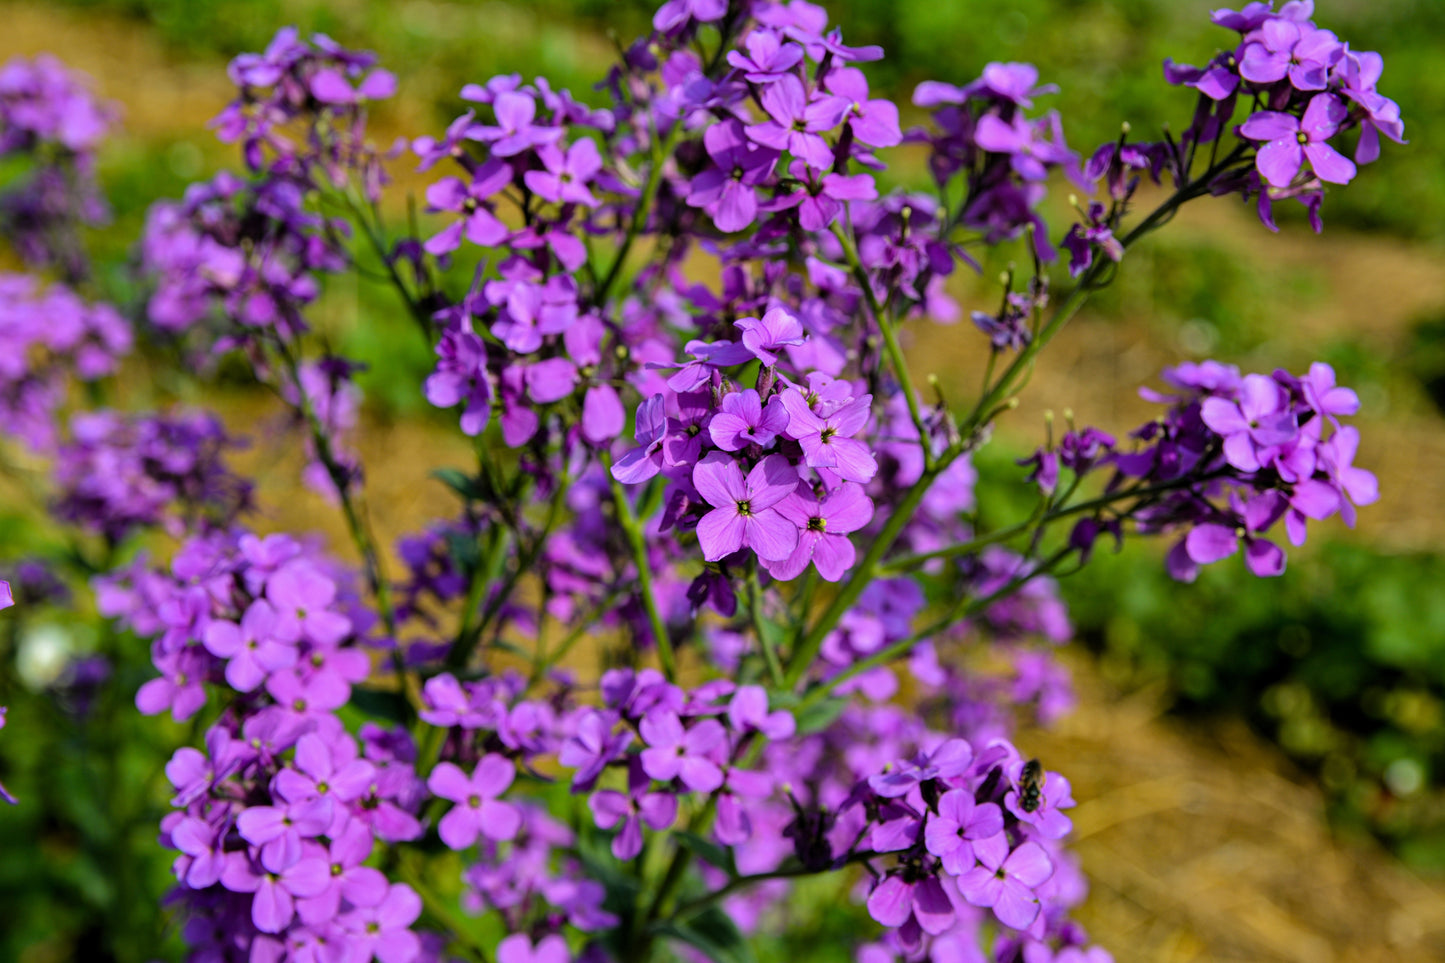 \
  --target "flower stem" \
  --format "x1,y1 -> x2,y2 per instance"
603,451 -> 677,681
